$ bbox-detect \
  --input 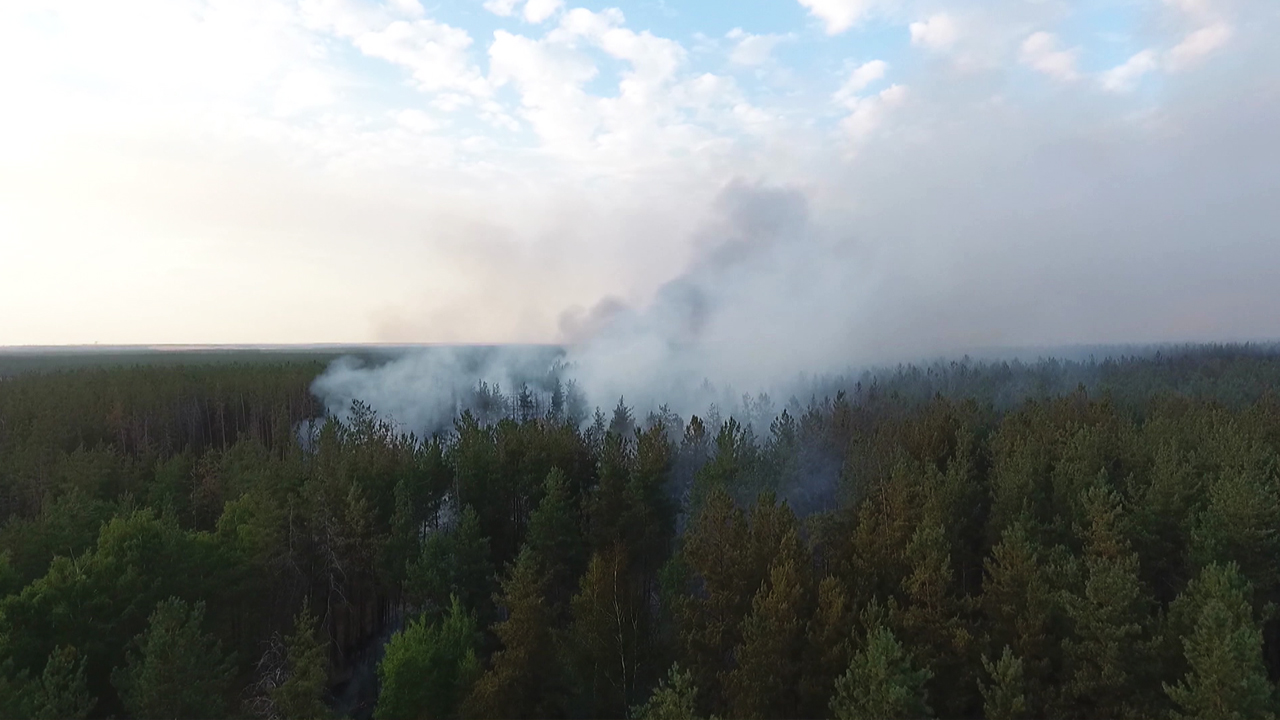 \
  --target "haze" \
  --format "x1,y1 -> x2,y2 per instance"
2,0 -> 1278,360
